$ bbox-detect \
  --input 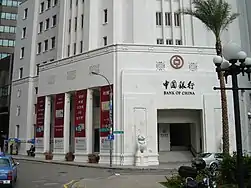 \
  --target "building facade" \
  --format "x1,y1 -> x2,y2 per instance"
9,0 -> 251,165
0,0 -> 20,59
